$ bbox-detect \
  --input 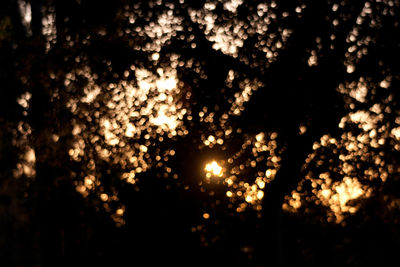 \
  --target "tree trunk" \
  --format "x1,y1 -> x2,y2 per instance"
26,2 -> 69,264
257,131 -> 315,266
